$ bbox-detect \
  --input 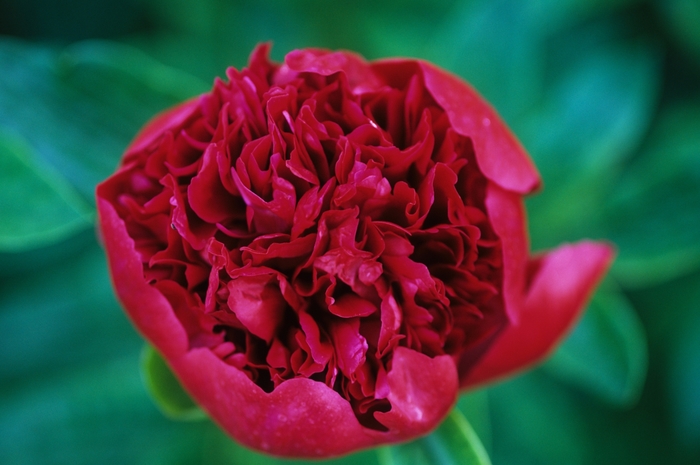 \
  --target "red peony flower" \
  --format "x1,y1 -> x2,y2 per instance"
97,45 -> 613,458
